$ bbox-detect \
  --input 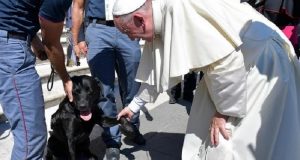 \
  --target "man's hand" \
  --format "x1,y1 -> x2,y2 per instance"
73,41 -> 88,57
210,112 -> 230,146
117,107 -> 134,120
78,41 -> 88,55
64,79 -> 73,102
31,35 -> 48,60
